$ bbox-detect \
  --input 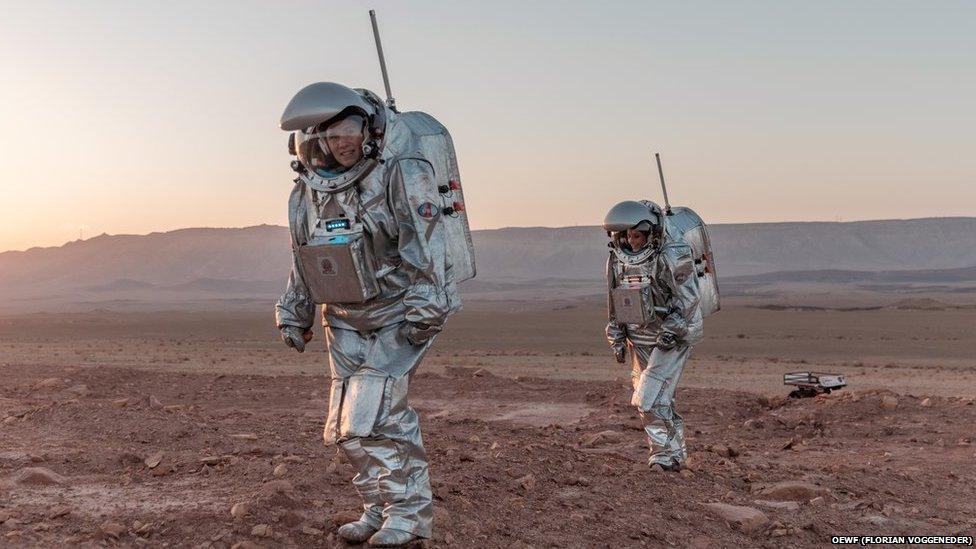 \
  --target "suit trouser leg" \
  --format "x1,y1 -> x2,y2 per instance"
324,325 -> 434,538
631,345 -> 691,466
